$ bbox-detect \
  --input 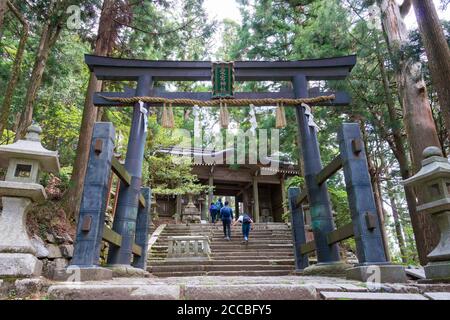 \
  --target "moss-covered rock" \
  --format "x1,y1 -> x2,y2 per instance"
302,262 -> 352,277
